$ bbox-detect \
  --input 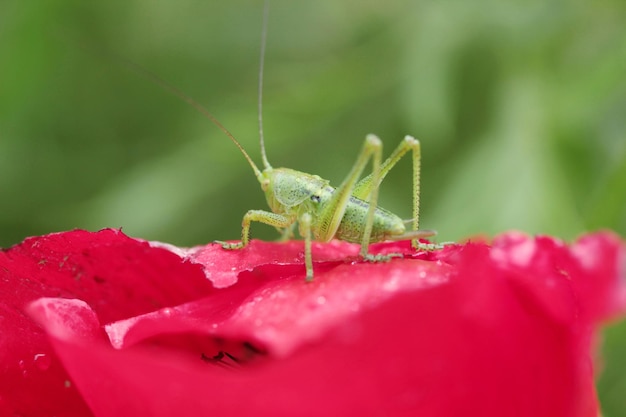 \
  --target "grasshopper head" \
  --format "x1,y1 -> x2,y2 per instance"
261,168 -> 329,214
